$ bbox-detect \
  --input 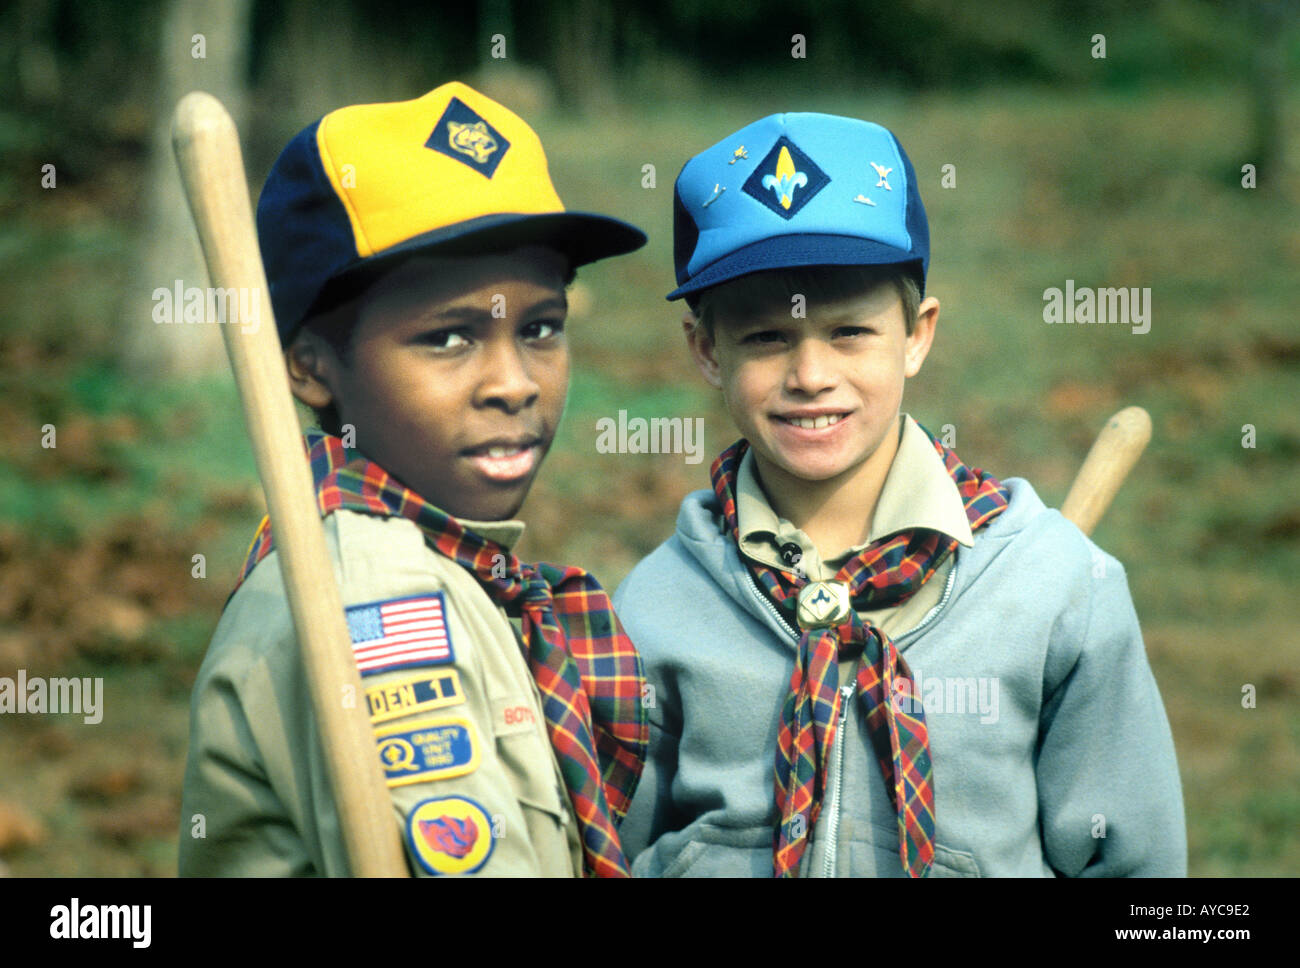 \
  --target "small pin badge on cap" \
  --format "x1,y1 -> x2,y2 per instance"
796,580 -> 852,629
869,161 -> 893,190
